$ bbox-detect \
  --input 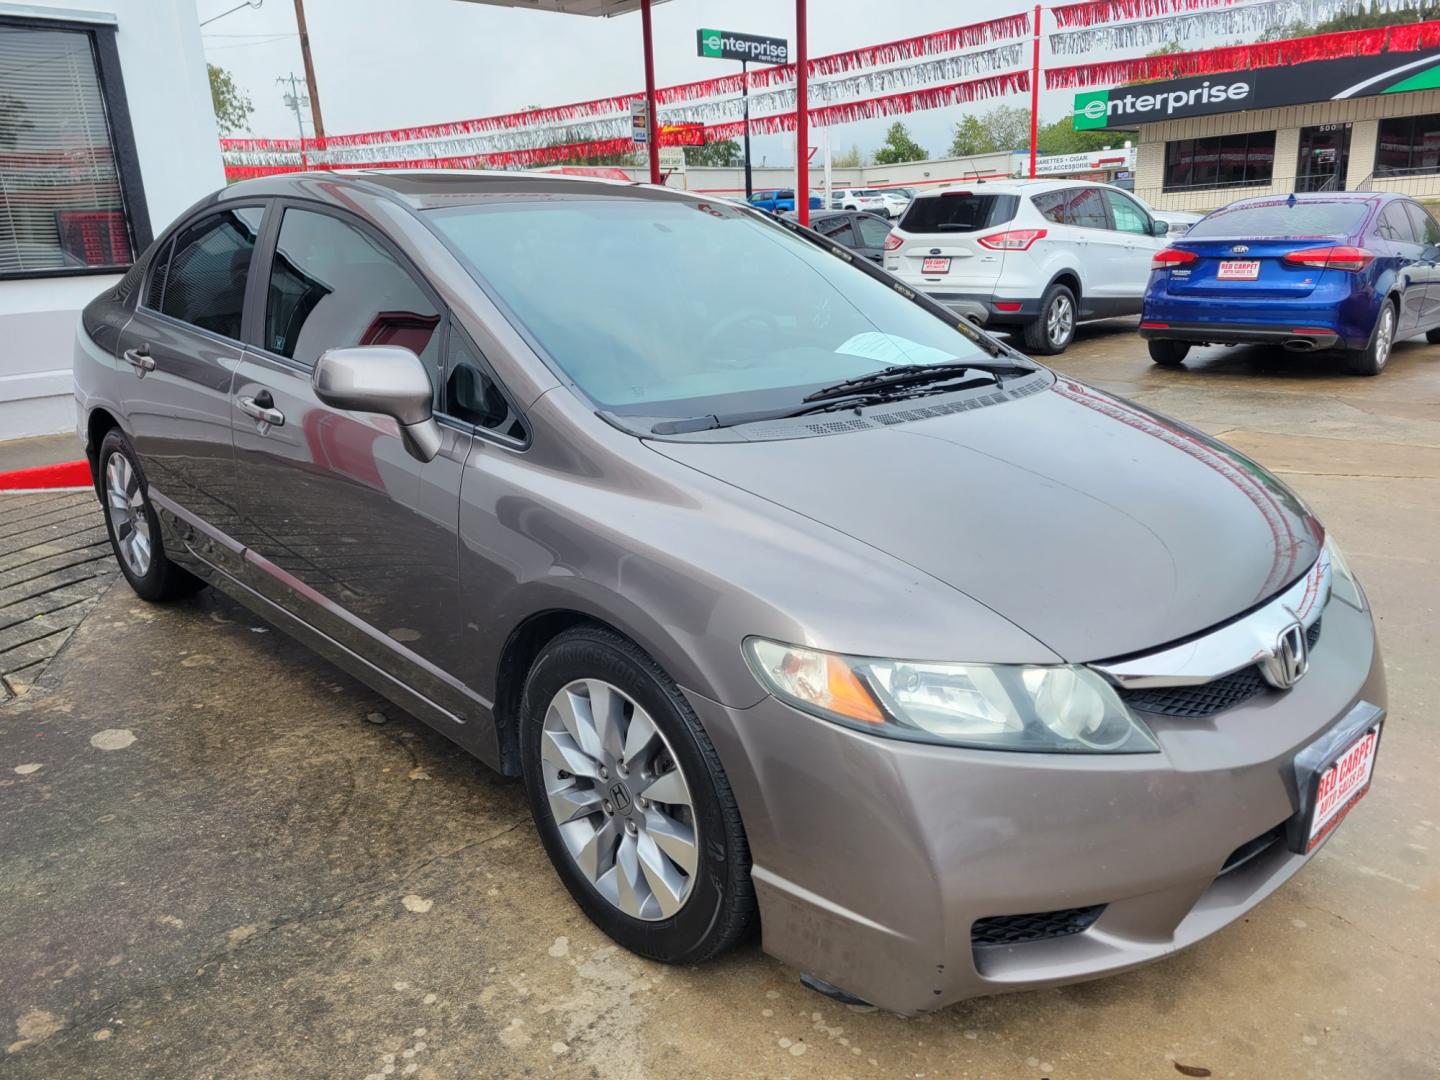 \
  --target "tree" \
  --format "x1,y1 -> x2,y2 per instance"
1036,116 -> 1134,155
948,104 -> 1030,157
873,121 -> 927,165
832,143 -> 863,168
684,138 -> 741,167
208,63 -> 254,137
